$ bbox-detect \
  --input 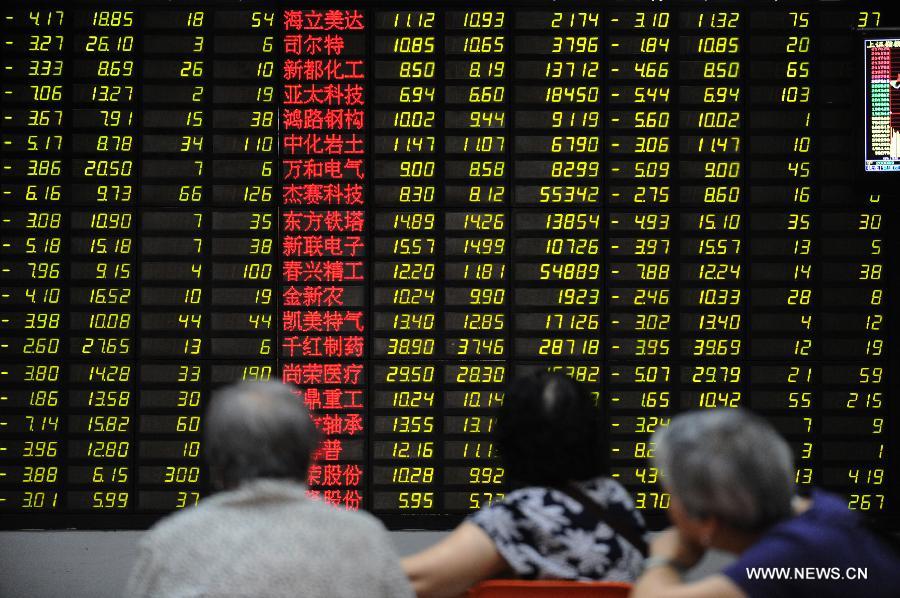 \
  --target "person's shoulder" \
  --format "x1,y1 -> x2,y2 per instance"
467,487 -> 545,530
580,476 -> 639,509
139,497 -> 222,548
771,490 -> 857,540
305,499 -> 392,537
139,482 -> 291,545
502,486 -> 551,503
309,503 -> 405,557
802,490 -> 858,522
481,486 -> 560,515
732,491 -> 858,565
491,480 -> 636,511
